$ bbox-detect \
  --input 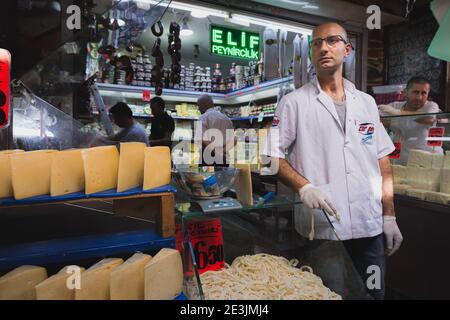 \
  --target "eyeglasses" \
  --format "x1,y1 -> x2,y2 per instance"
311,35 -> 348,48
